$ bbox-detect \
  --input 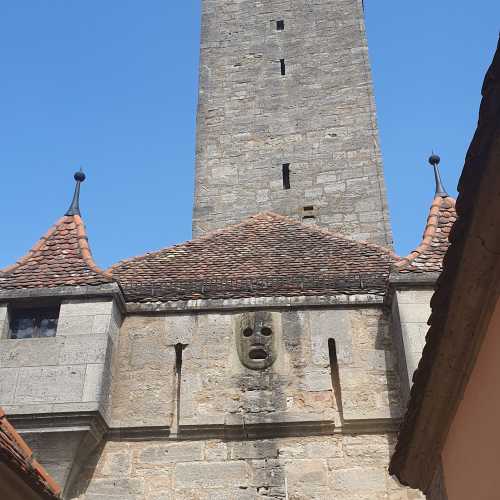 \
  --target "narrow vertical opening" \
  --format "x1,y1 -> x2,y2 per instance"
276,20 -> 285,31
328,338 -> 344,417
282,163 -> 291,190
173,343 -> 186,436
280,59 -> 286,76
